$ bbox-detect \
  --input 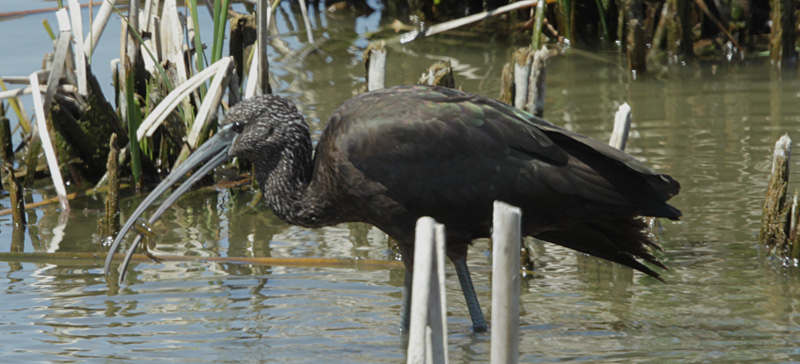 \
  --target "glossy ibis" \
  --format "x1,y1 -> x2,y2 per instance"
105,85 -> 681,332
